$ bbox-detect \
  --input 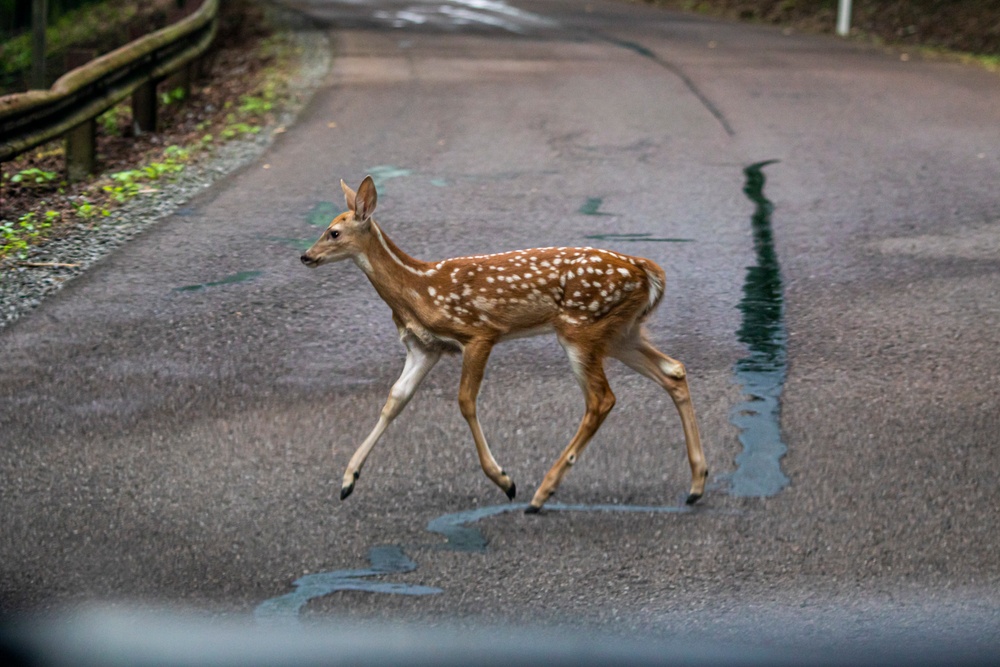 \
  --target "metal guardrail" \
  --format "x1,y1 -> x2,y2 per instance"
0,0 -> 218,179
